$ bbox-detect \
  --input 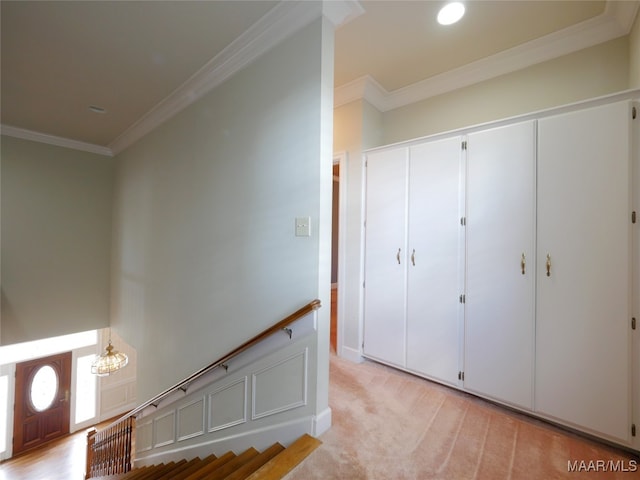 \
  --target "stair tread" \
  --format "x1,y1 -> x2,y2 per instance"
183,451 -> 236,480
205,447 -> 259,480
245,434 -> 322,480
155,457 -> 199,480
223,443 -> 286,480
99,434 -> 320,480
170,454 -> 218,480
